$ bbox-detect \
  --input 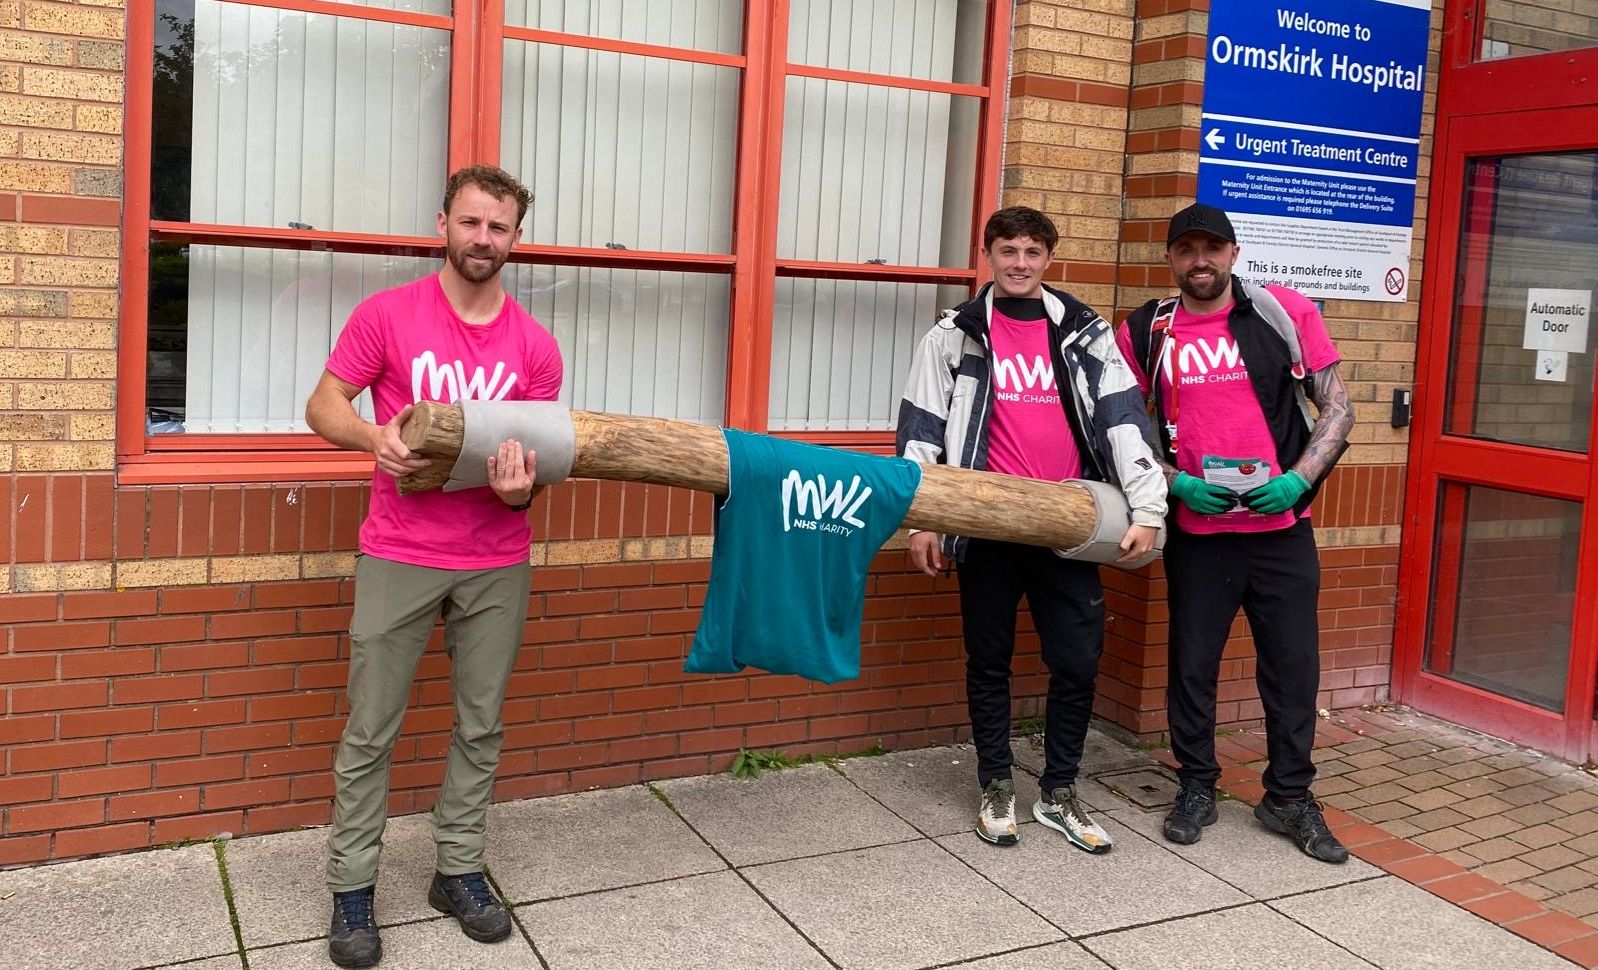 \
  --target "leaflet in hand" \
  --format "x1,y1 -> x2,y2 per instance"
1201,456 -> 1271,499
